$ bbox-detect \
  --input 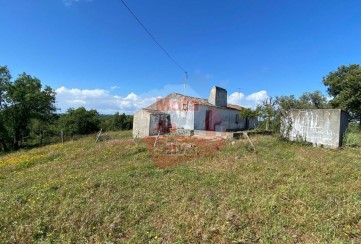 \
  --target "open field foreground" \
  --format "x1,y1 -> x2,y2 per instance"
0,131 -> 361,243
